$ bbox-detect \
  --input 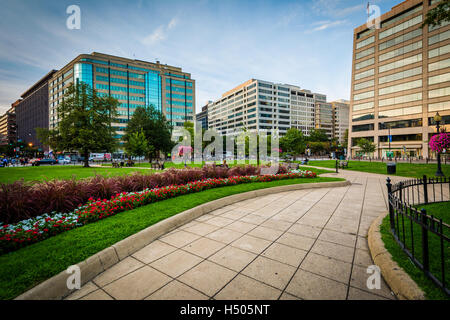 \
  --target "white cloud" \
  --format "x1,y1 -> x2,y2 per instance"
141,17 -> 179,45
168,17 -> 178,29
305,19 -> 347,33
312,0 -> 365,18
142,25 -> 167,45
